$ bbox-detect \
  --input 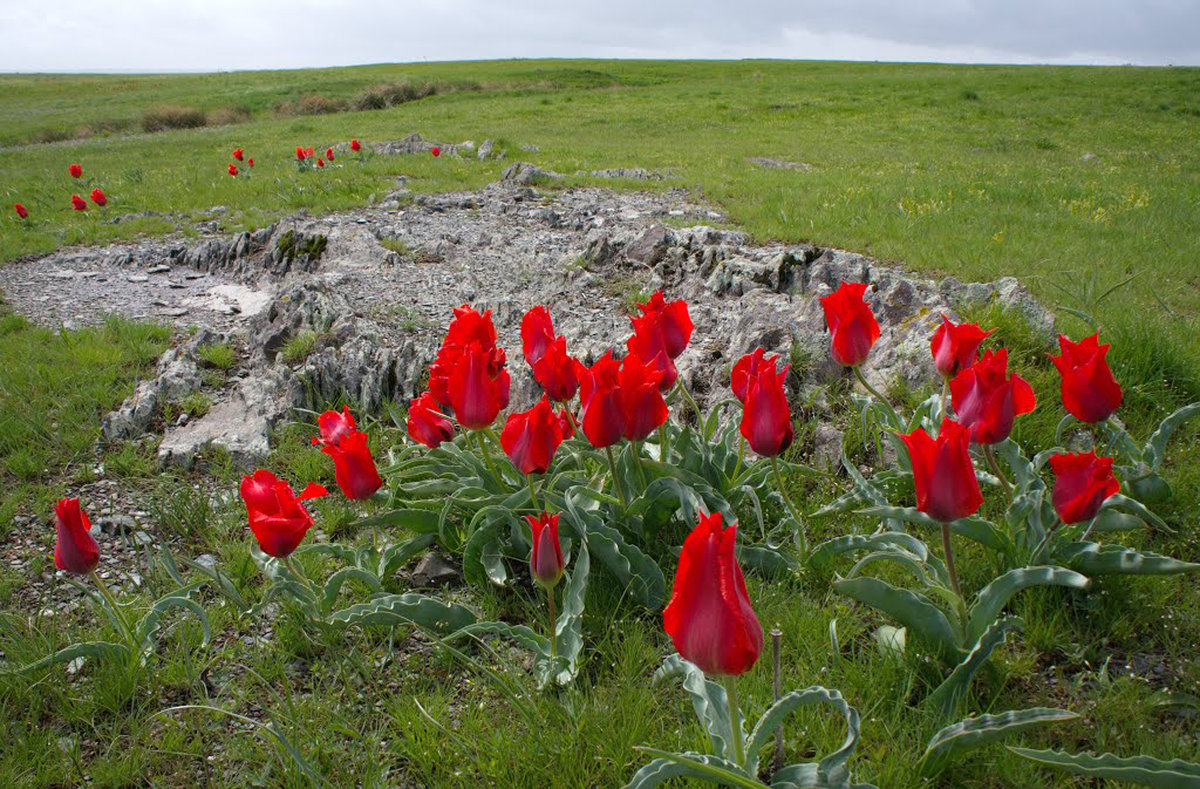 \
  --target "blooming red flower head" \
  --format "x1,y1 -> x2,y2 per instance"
318,428 -> 382,501
501,396 -> 574,475
71,194 -> 87,211
950,348 -> 1036,445
634,291 -> 693,359
228,163 -> 239,177
90,188 -> 107,207
820,282 -> 880,367
1049,333 -> 1123,423
663,512 -> 762,676
233,148 -> 244,162
447,341 -> 511,429
1049,451 -> 1119,524
931,315 -> 992,379
730,347 -> 782,404
248,157 -> 254,167
306,147 -> 315,157
533,336 -> 585,402
521,305 -> 556,367
429,305 -> 505,409
296,146 -> 306,161
325,147 -> 334,161
239,469 -> 328,558
527,513 -> 565,589
350,139 -> 361,152
69,163 -> 83,179
53,498 -> 100,575
431,146 -> 440,157
407,391 -> 455,448
313,406 -> 356,446
618,351 -> 669,441
899,418 -> 983,523
14,203 -> 29,219
579,351 -> 624,448
627,311 -> 679,391
317,158 -> 325,167
444,304 -> 498,349
737,350 -> 794,457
